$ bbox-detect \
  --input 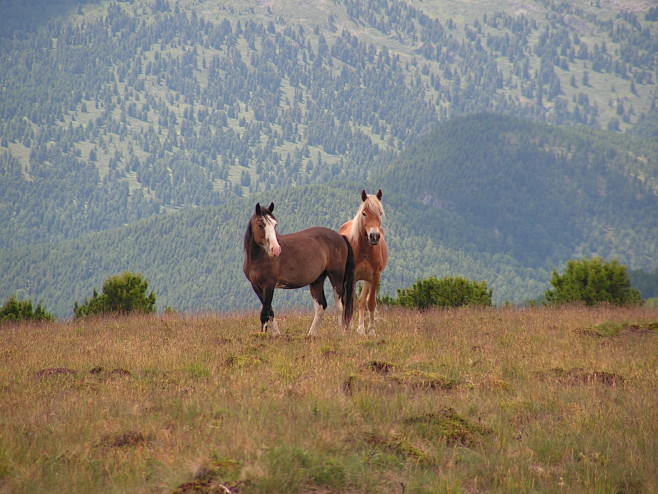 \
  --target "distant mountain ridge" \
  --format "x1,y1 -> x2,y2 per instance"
2,114 -> 656,317
2,0 -> 658,250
